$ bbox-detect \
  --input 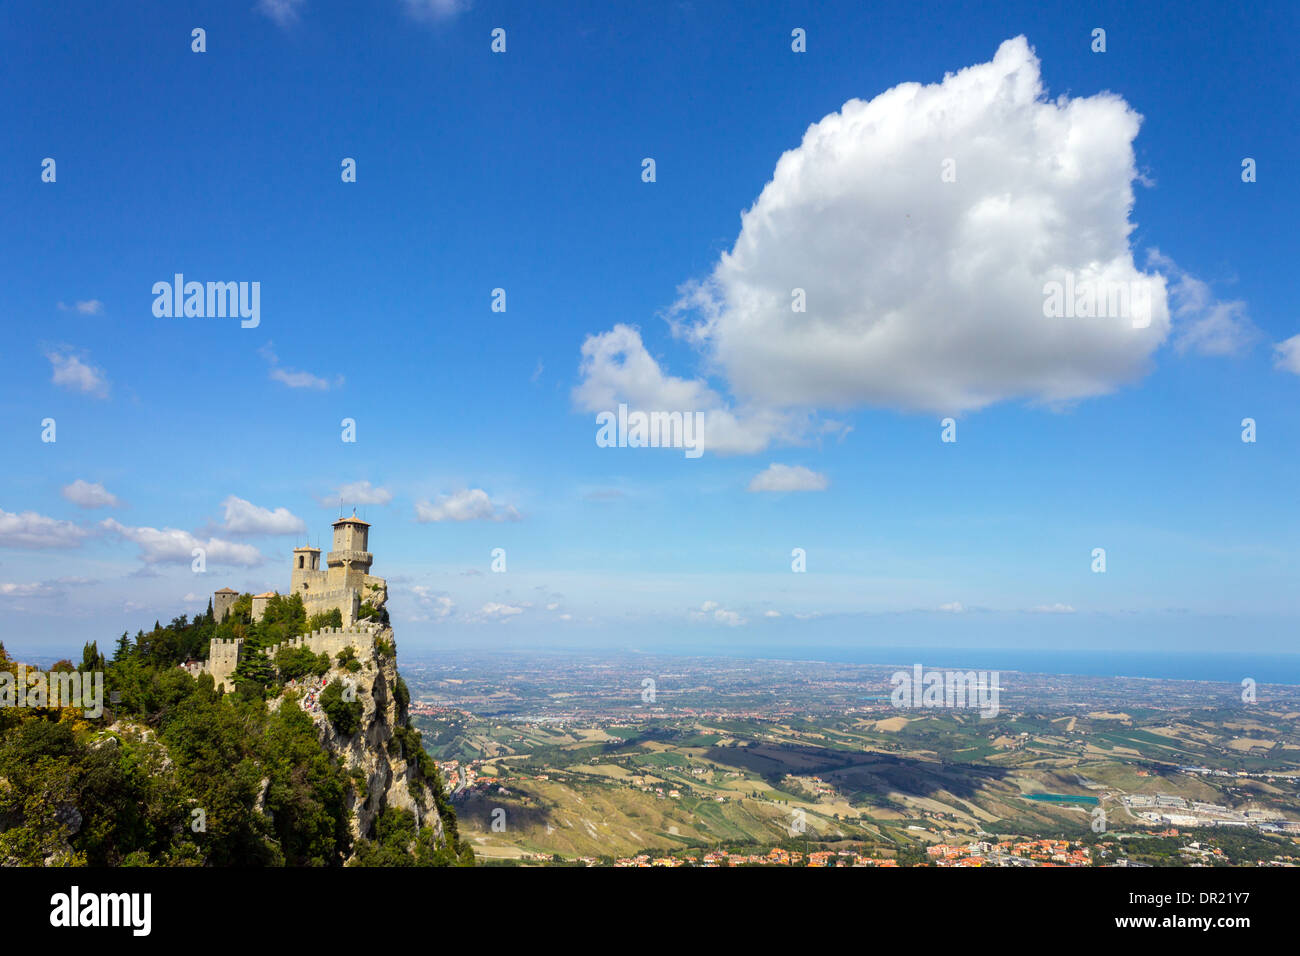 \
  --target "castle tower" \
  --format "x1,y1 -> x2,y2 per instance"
327,515 -> 372,591
291,545 -> 323,593
251,591 -> 276,622
213,587 -> 238,622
